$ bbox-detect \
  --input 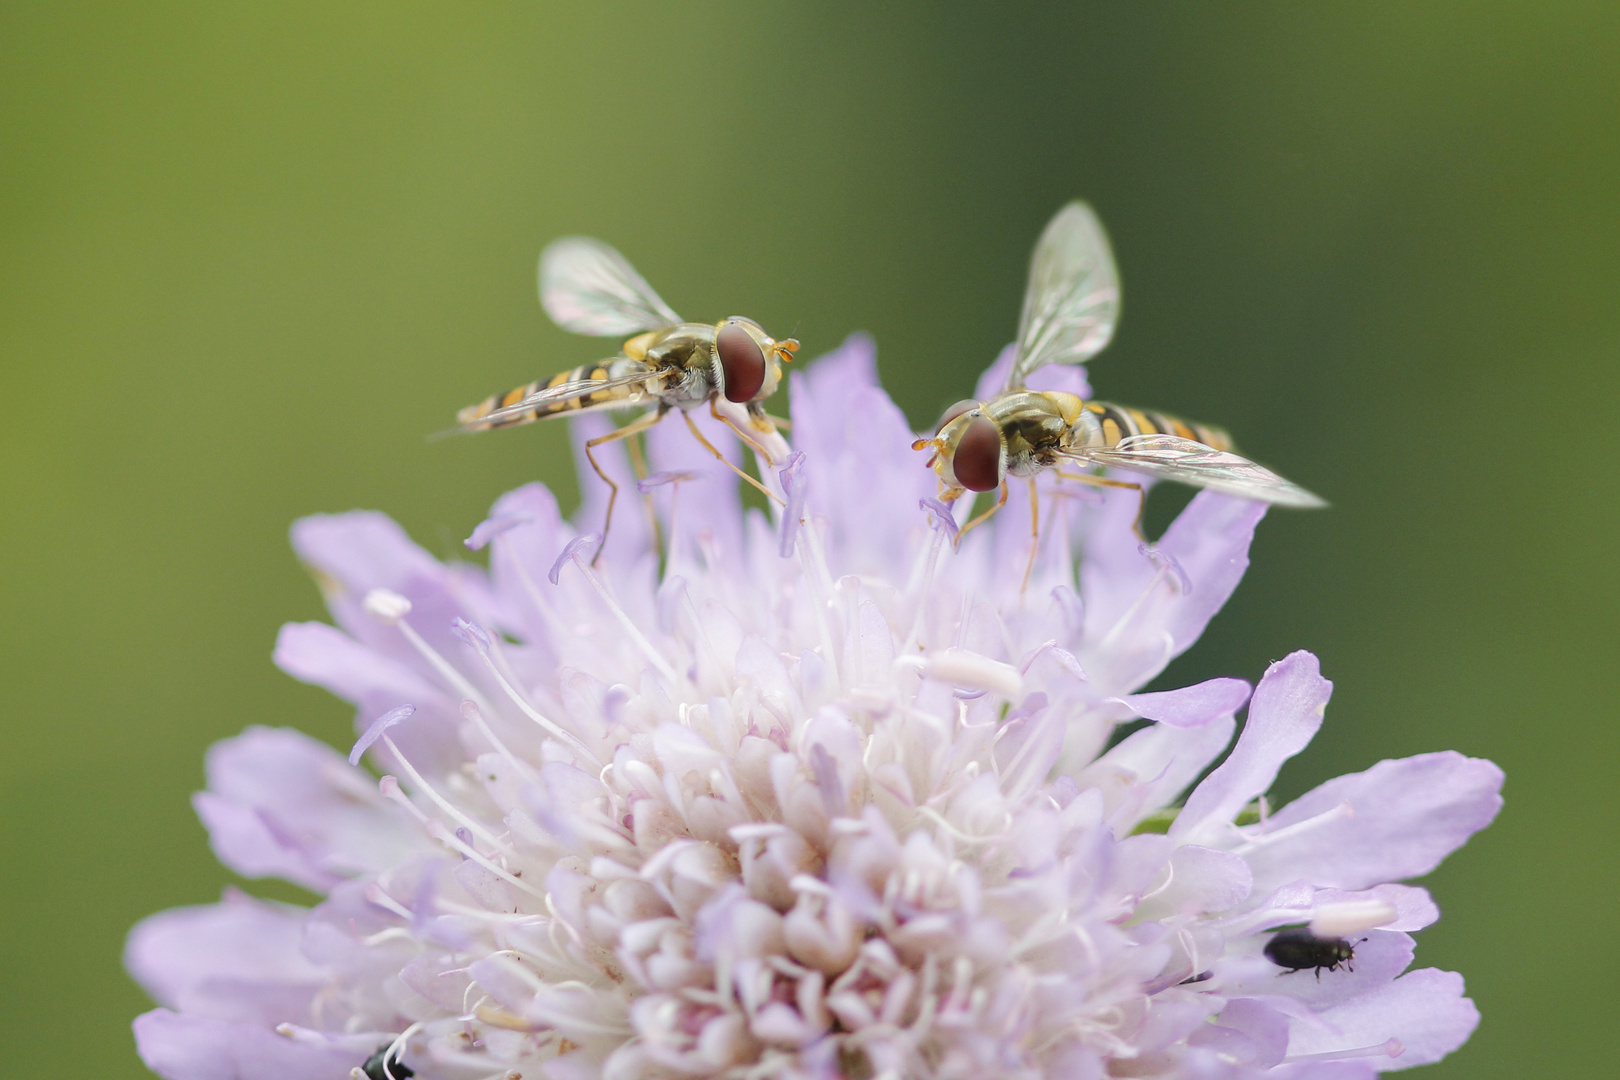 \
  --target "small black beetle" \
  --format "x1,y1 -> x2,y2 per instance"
360,1045 -> 414,1080
1264,927 -> 1366,979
